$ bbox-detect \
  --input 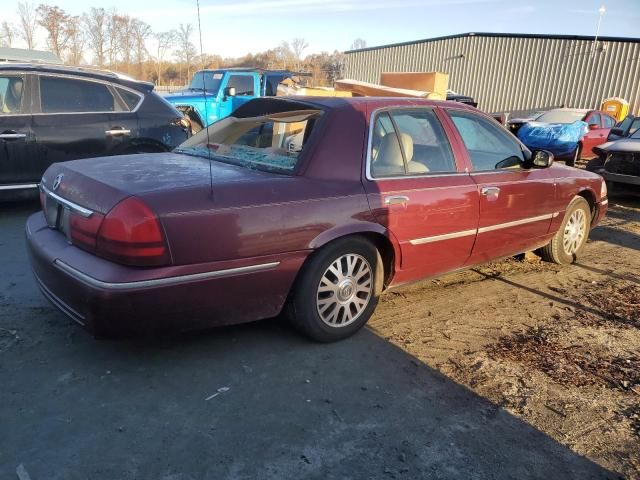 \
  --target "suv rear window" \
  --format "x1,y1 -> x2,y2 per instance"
116,87 -> 142,111
40,76 -> 116,113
